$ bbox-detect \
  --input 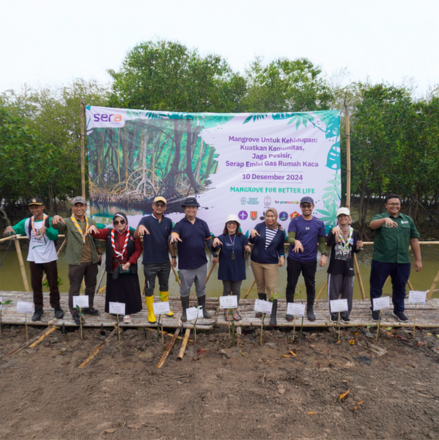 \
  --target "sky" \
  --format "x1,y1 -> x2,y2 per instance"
1,0 -> 438,97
